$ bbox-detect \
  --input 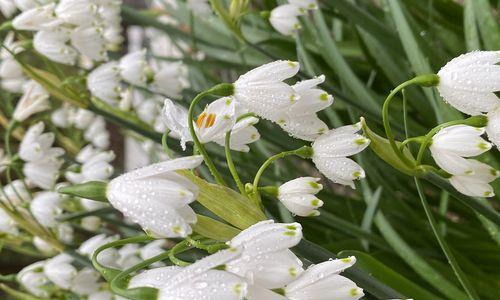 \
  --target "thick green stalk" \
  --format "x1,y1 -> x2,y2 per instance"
414,178 -> 480,300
